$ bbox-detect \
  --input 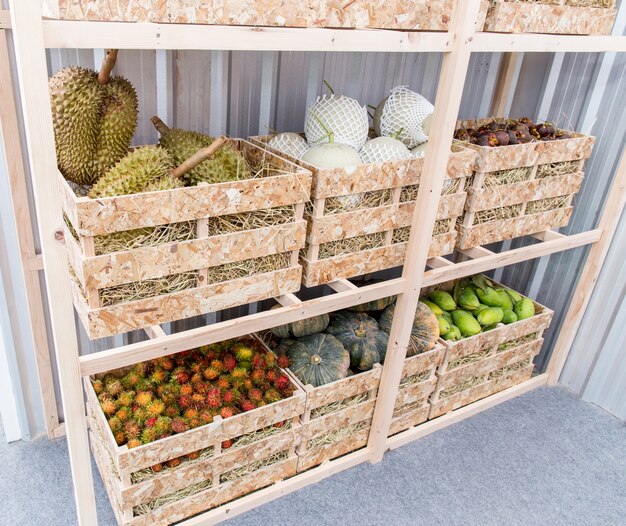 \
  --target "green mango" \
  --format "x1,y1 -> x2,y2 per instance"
514,298 -> 535,320
436,315 -> 451,336
482,324 -> 498,332
458,287 -> 480,311
442,311 -> 453,323
475,286 -> 504,307
502,309 -> 518,324
430,290 -> 456,312
442,325 -> 462,341
495,289 -> 514,311
421,299 -> 443,316
451,310 -> 482,337
477,307 -> 504,326
505,288 -> 523,304
475,303 -> 490,313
